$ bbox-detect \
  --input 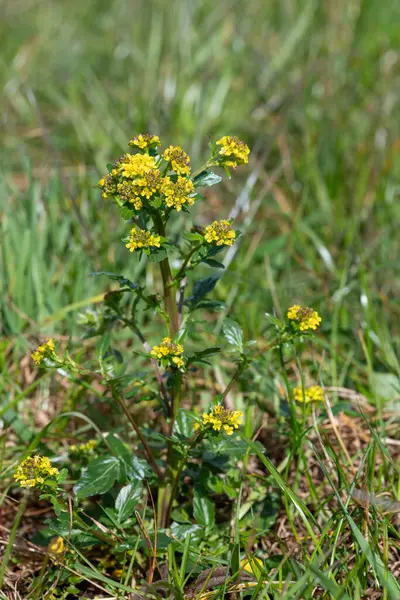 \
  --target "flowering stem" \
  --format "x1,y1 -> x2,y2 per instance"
0,491 -> 28,587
